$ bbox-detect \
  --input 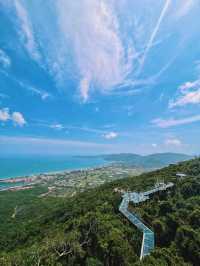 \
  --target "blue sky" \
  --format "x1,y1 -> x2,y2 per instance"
0,0 -> 200,155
